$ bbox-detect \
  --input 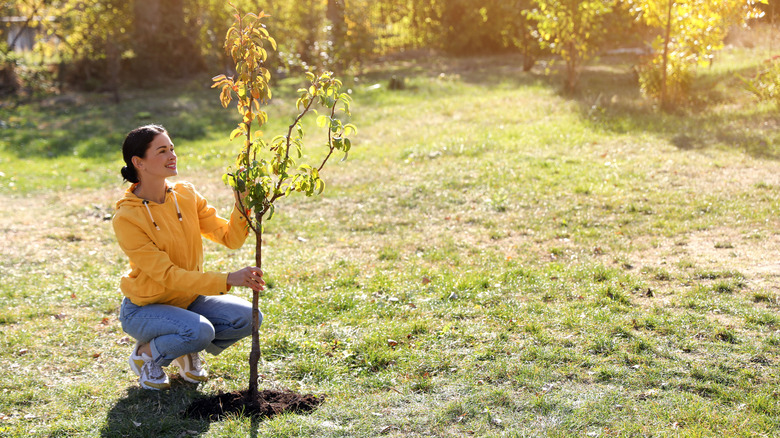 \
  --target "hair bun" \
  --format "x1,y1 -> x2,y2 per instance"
121,165 -> 138,183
